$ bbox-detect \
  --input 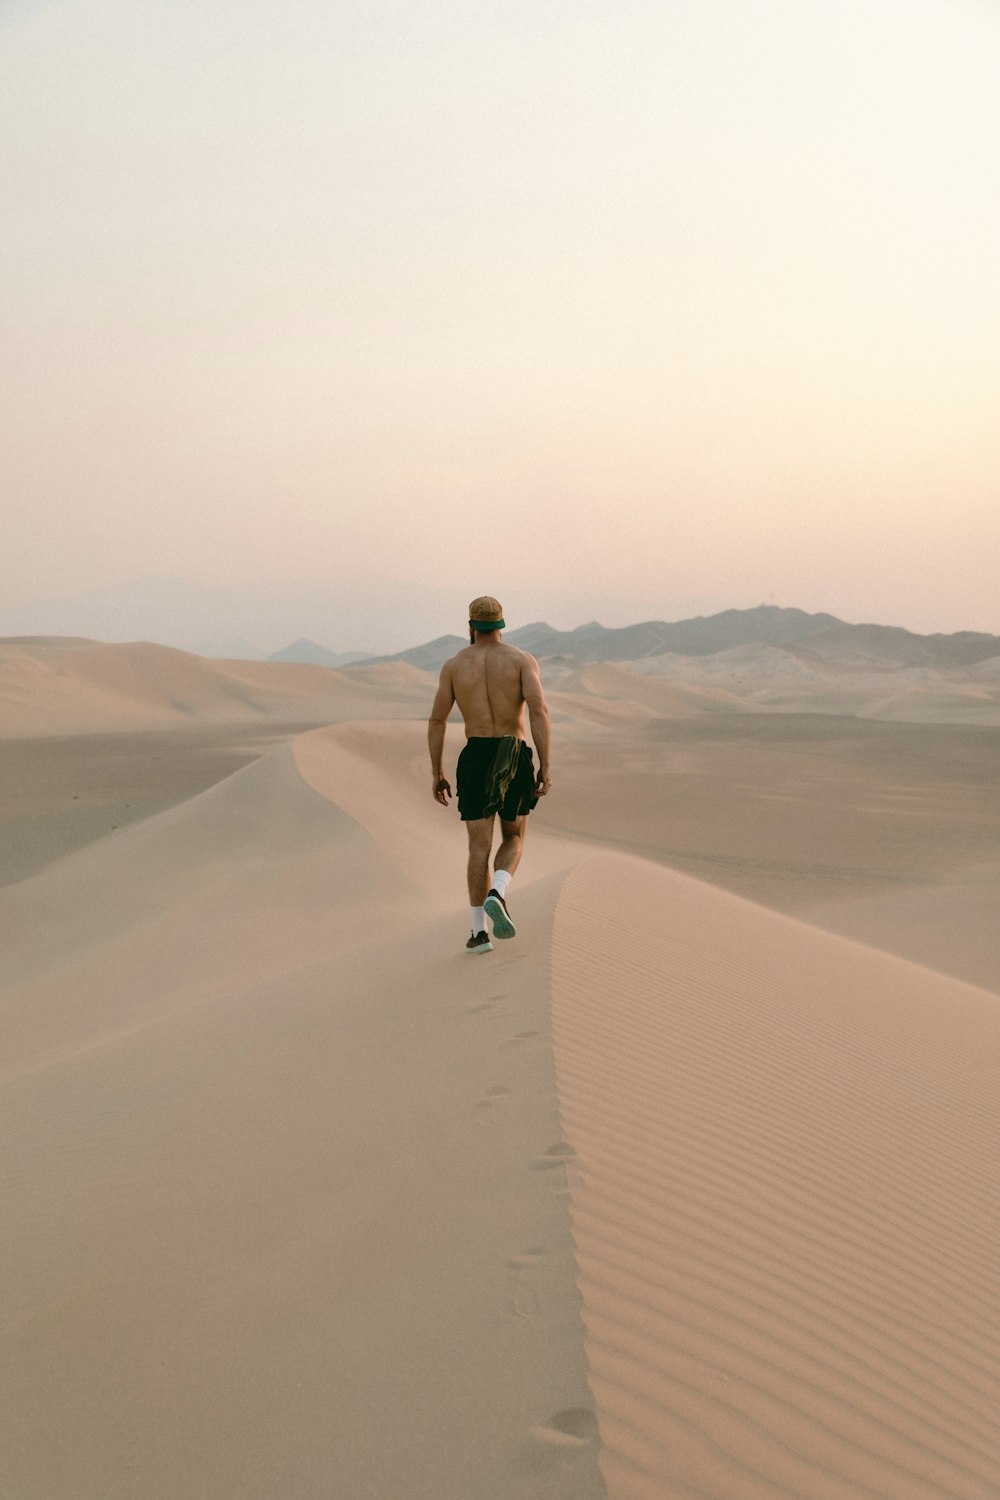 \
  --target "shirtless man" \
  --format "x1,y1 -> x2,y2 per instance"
428,595 -> 553,953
